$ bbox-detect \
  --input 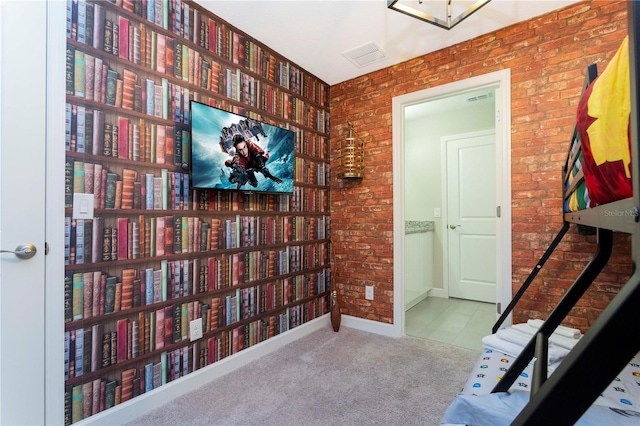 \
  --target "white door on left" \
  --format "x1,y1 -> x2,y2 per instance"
0,1 -> 58,424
